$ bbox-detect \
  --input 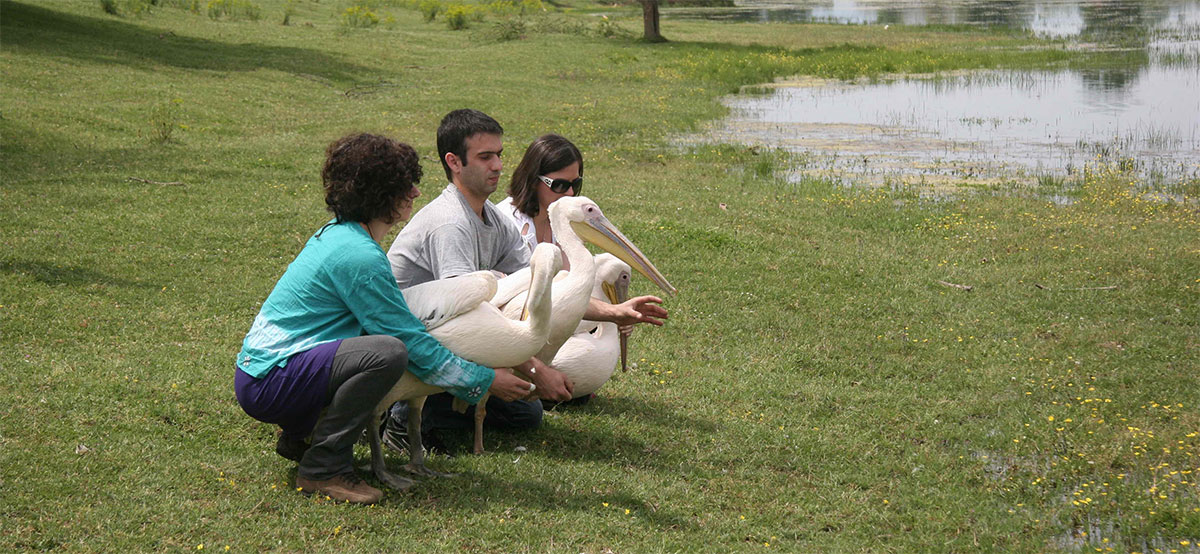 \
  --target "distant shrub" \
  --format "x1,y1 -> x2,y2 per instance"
517,0 -> 542,14
281,0 -> 298,25
488,16 -> 527,41
485,0 -> 516,16
342,5 -> 380,27
444,4 -> 471,29
101,0 -> 157,16
406,0 -> 542,29
206,0 -> 261,20
528,14 -> 589,36
595,15 -> 631,38
418,0 -> 441,21
150,98 -> 184,144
